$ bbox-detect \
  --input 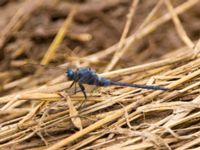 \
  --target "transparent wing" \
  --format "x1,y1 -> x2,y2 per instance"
22,63 -> 67,81
24,63 -> 66,72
